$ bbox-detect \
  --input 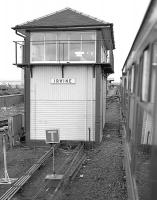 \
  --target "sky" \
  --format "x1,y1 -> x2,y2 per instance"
1,0 -> 150,82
